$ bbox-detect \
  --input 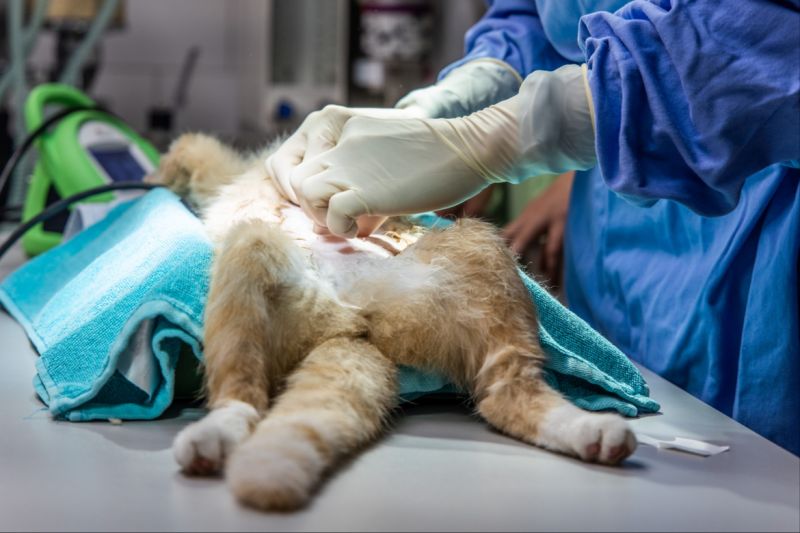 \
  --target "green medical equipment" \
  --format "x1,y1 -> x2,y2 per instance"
20,83 -> 159,256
